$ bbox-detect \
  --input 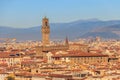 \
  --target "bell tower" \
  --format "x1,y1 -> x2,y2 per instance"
41,17 -> 50,46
